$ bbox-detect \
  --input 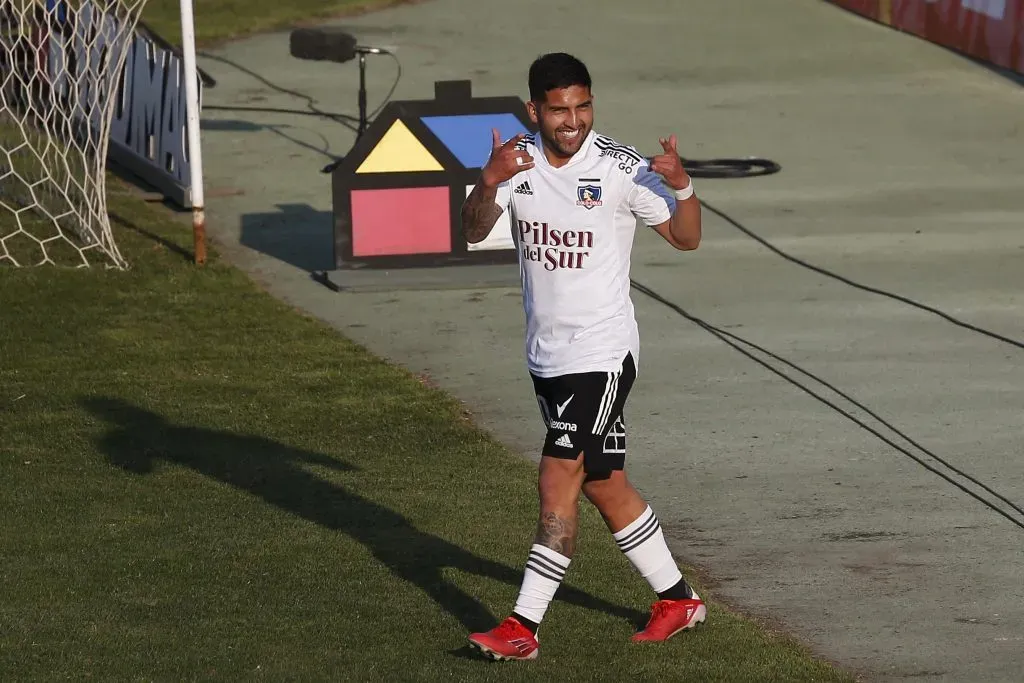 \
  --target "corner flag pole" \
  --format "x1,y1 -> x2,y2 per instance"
179,0 -> 207,265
